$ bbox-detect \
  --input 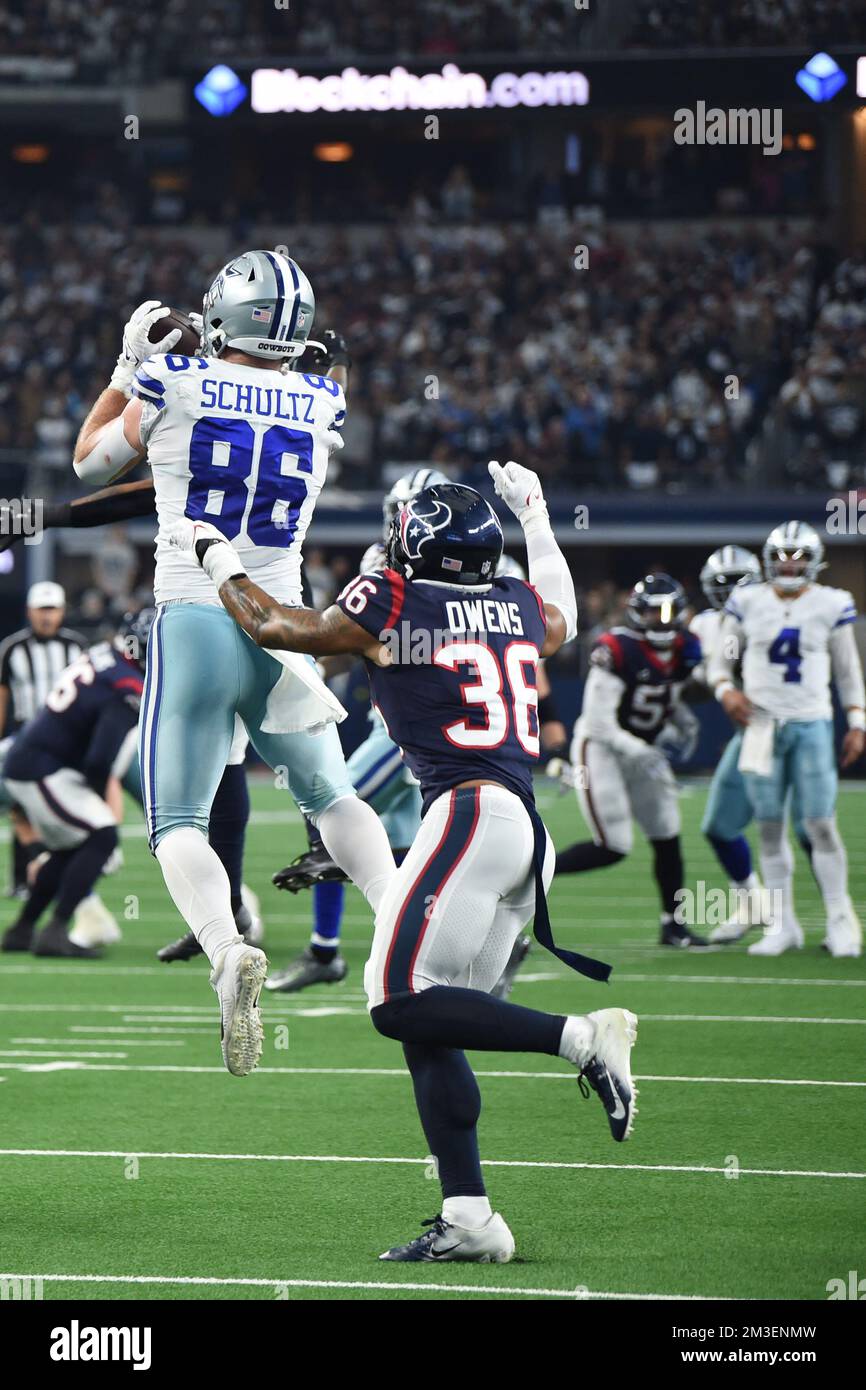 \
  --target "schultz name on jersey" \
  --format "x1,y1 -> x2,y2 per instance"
134,353 -> 346,608
336,570 -> 547,811
590,625 -> 702,744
